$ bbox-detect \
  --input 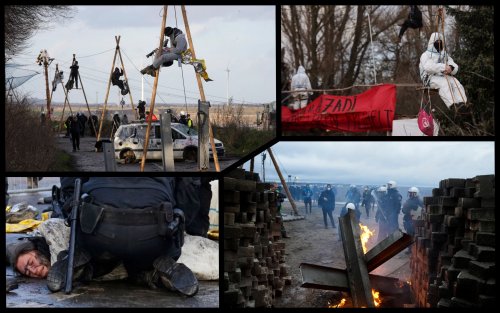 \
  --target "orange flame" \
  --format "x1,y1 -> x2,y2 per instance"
372,289 -> 381,307
328,298 -> 346,308
359,223 -> 374,254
